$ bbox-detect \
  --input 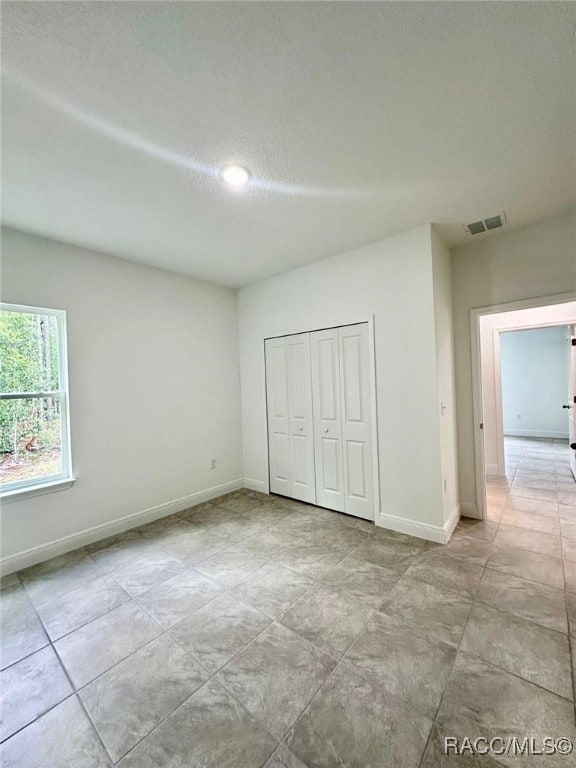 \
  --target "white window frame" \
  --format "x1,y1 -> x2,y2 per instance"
0,302 -> 74,501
